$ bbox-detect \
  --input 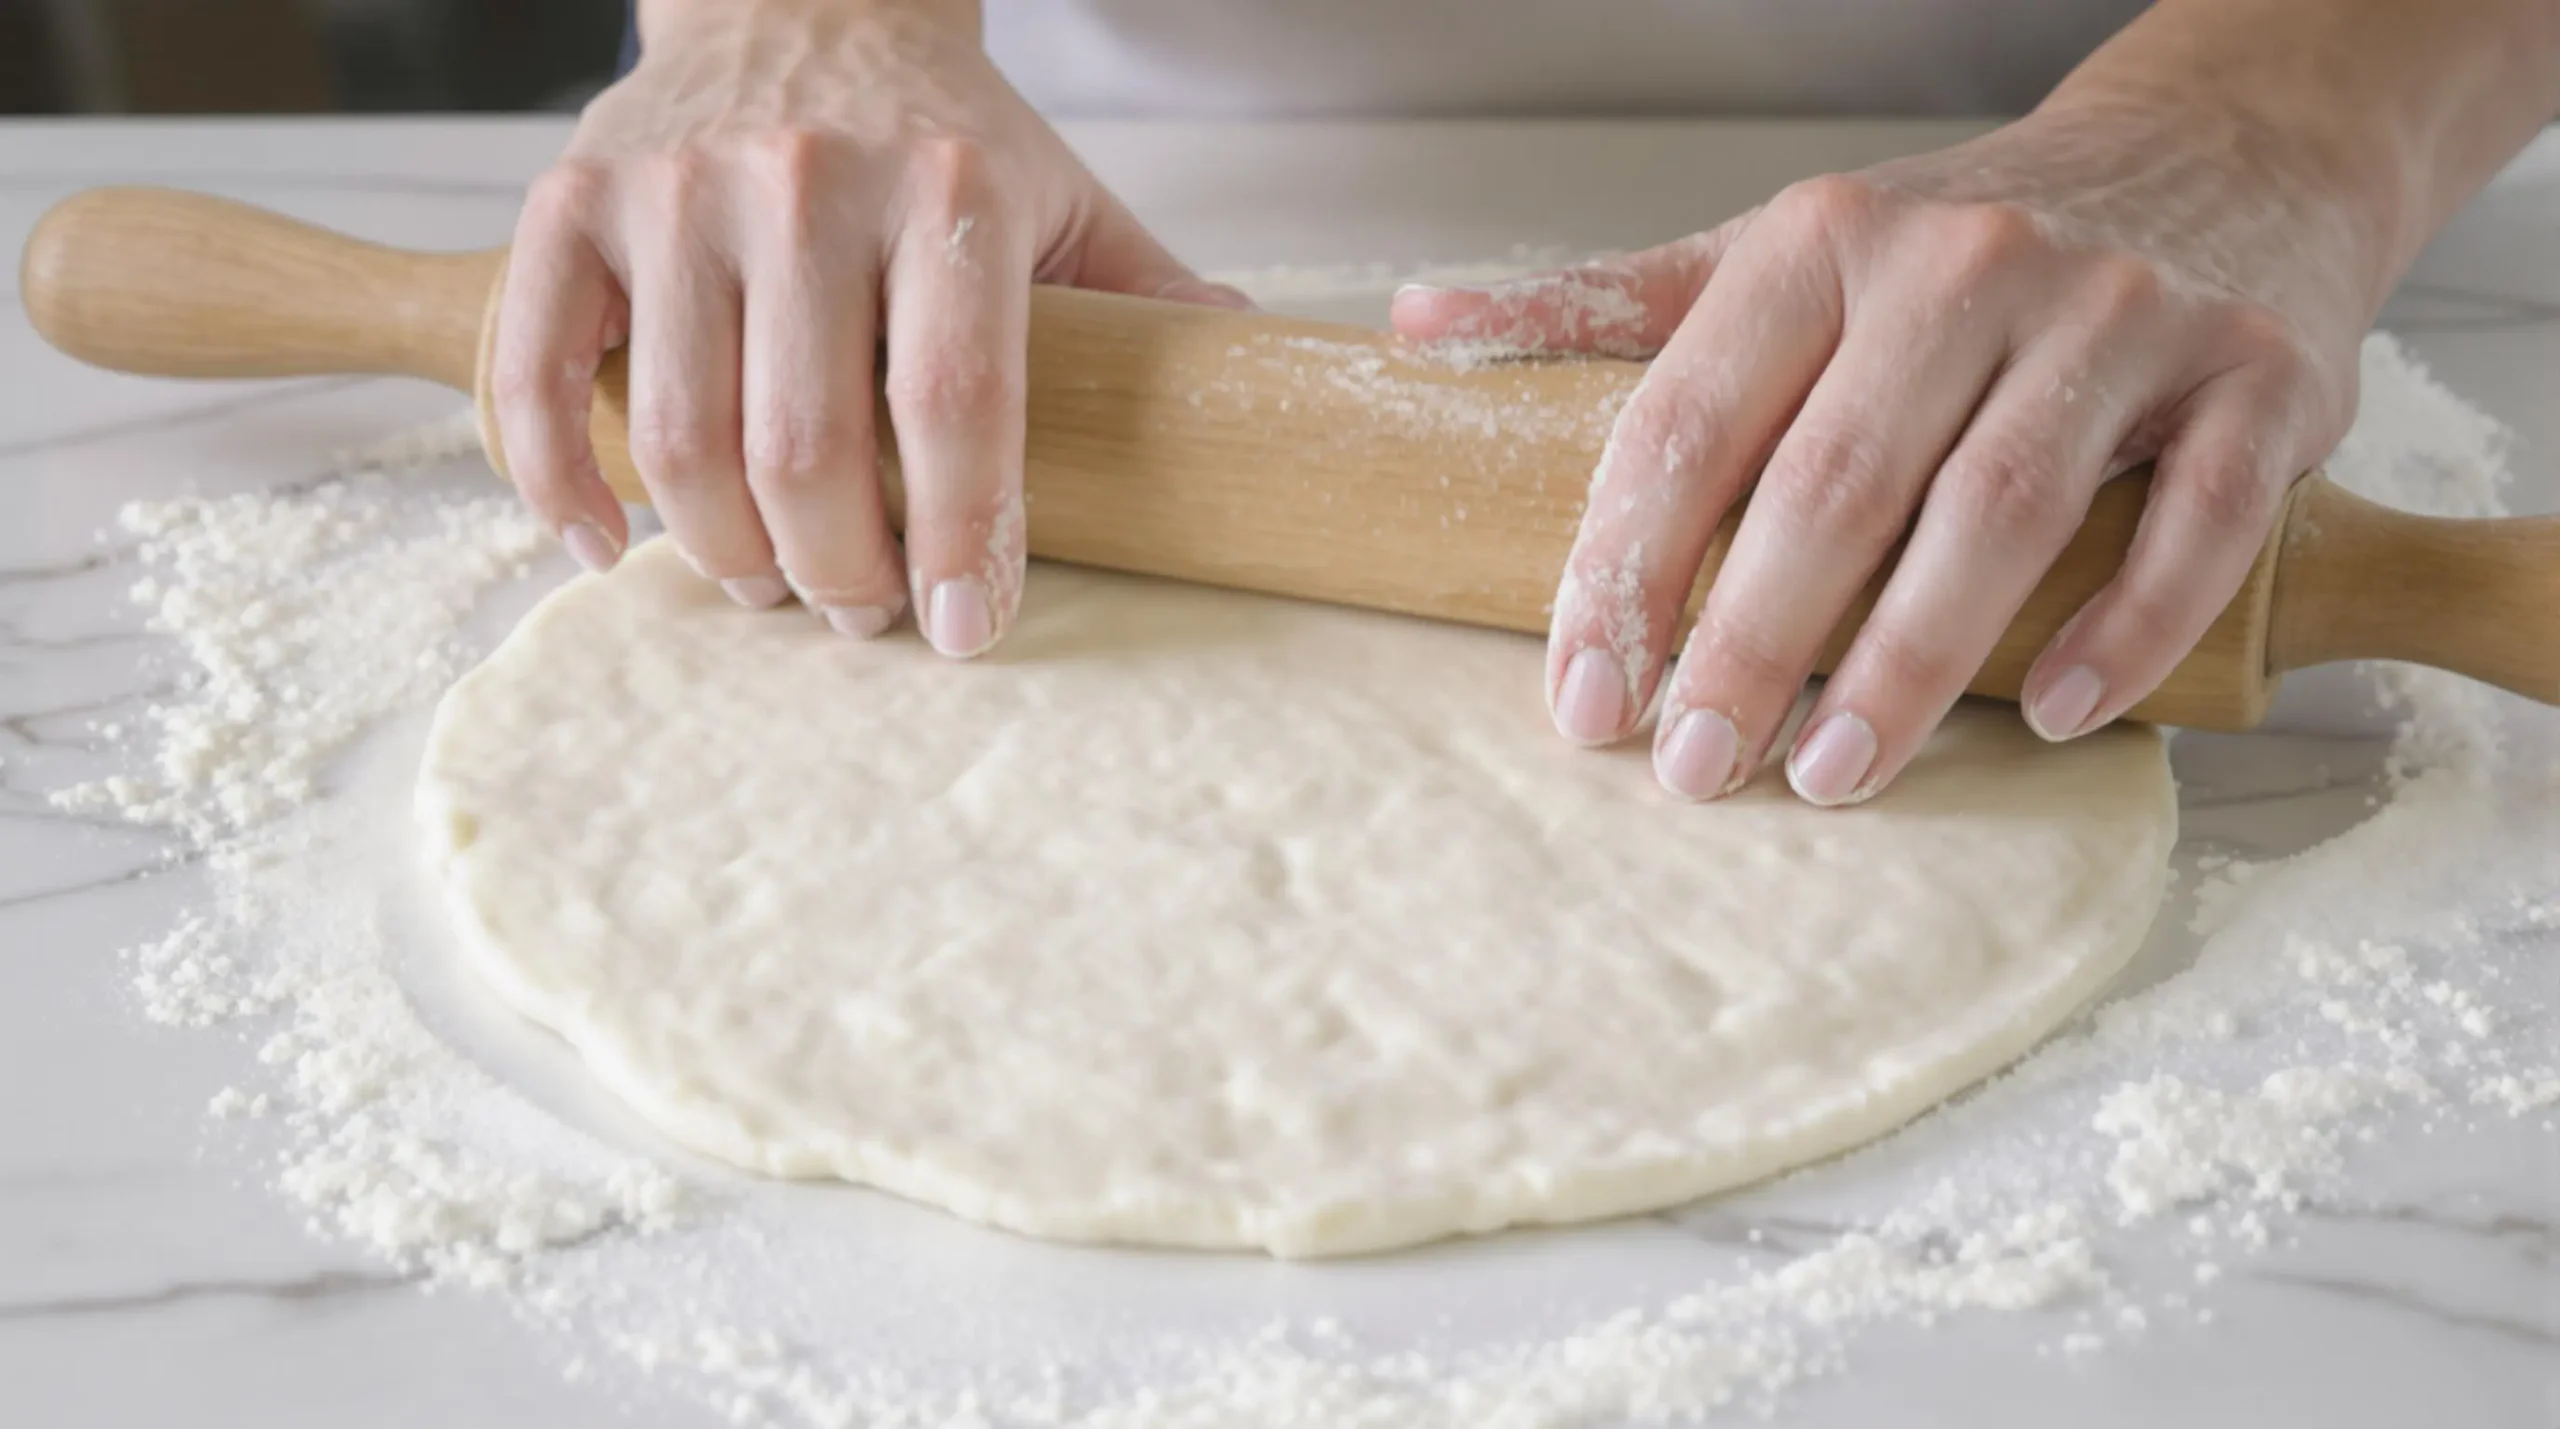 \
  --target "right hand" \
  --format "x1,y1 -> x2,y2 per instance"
490,0 -> 1247,655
